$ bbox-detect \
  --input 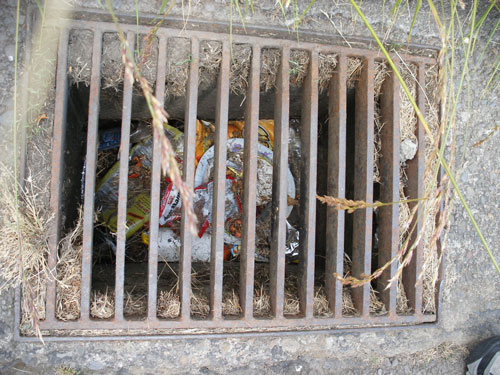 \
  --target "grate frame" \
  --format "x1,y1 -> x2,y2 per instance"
15,13 -> 445,340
